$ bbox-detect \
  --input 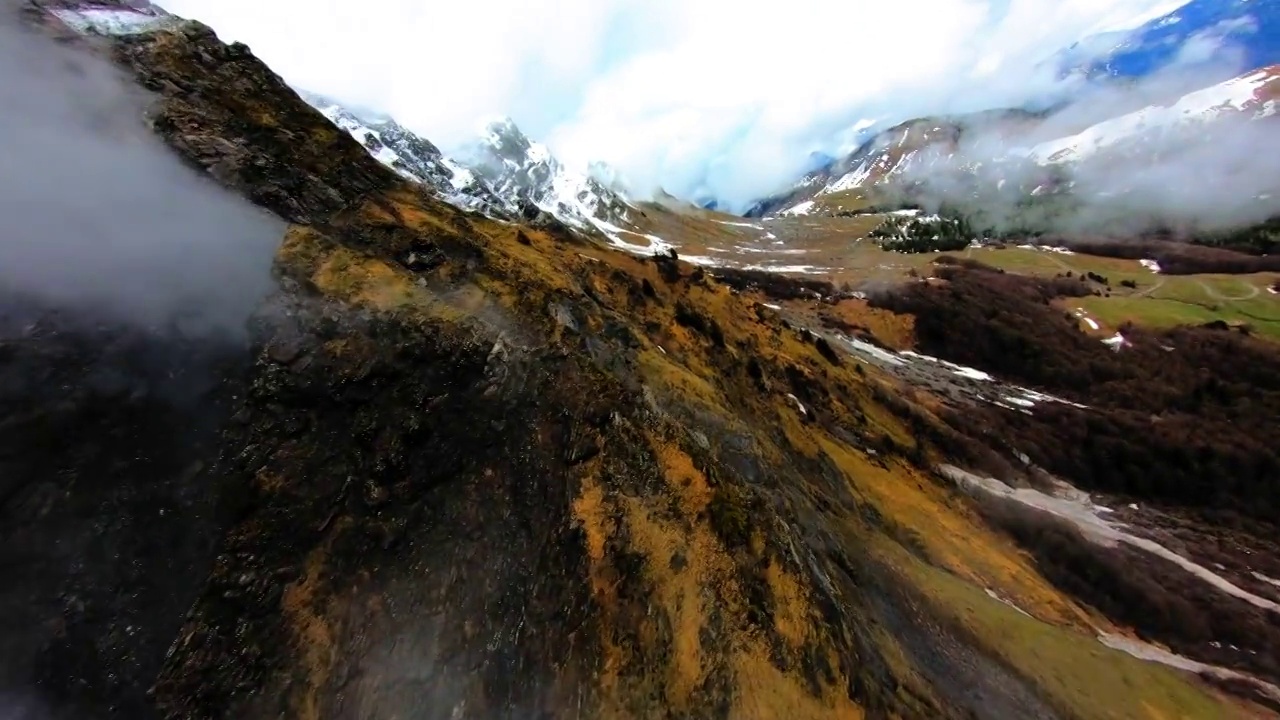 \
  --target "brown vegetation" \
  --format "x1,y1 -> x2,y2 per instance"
872,264 -> 1280,525
980,498 -> 1280,688
1064,237 -> 1280,275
